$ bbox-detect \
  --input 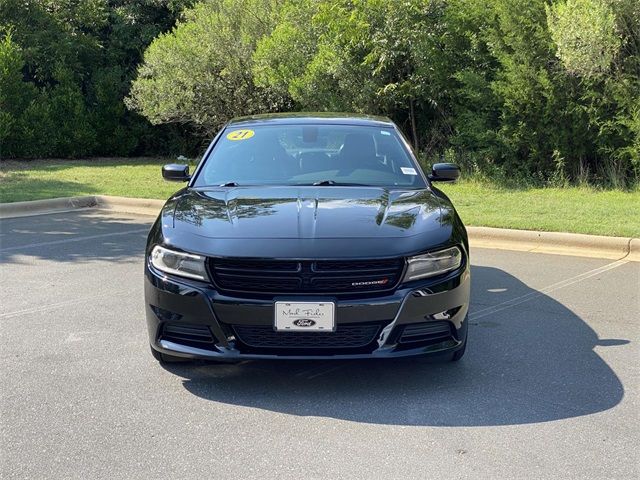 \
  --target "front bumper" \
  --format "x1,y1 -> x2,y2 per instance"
144,263 -> 470,361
